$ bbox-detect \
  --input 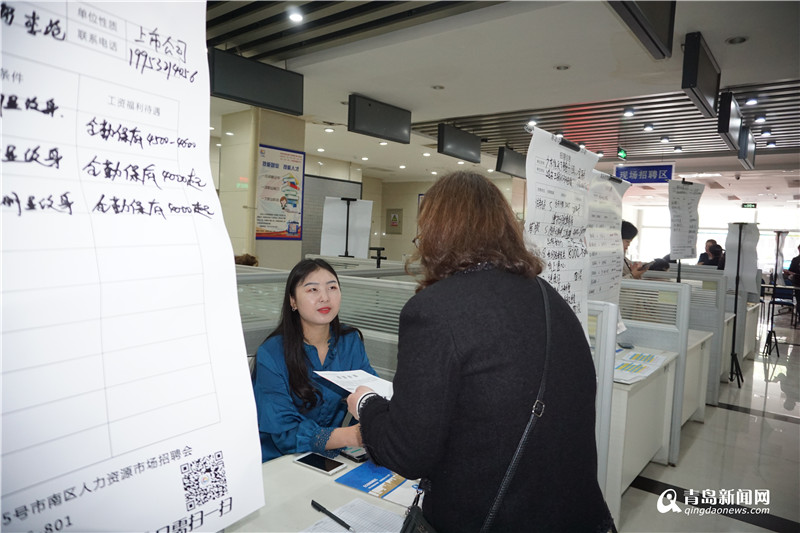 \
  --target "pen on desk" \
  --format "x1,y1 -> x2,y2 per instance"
311,499 -> 355,532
